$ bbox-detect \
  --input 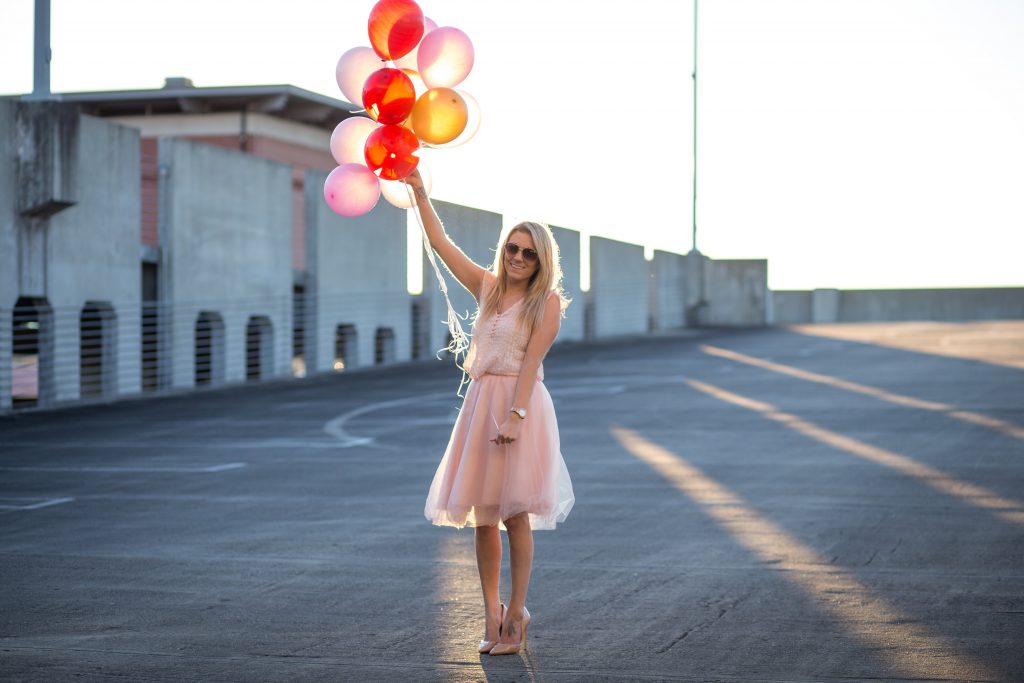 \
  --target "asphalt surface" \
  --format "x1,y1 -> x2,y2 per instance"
2,323 -> 1023,682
